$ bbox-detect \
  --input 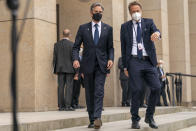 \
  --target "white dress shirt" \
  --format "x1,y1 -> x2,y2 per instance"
92,21 -> 101,39
131,20 -> 148,56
